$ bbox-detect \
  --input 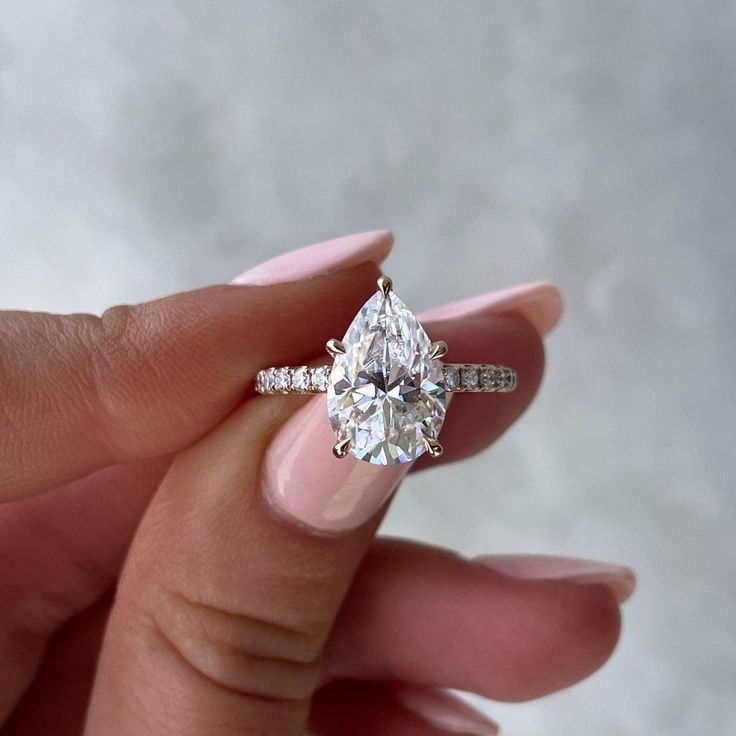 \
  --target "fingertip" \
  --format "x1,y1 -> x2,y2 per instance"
568,581 -> 623,678
419,280 -> 564,338
478,577 -> 623,702
516,281 -> 564,337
